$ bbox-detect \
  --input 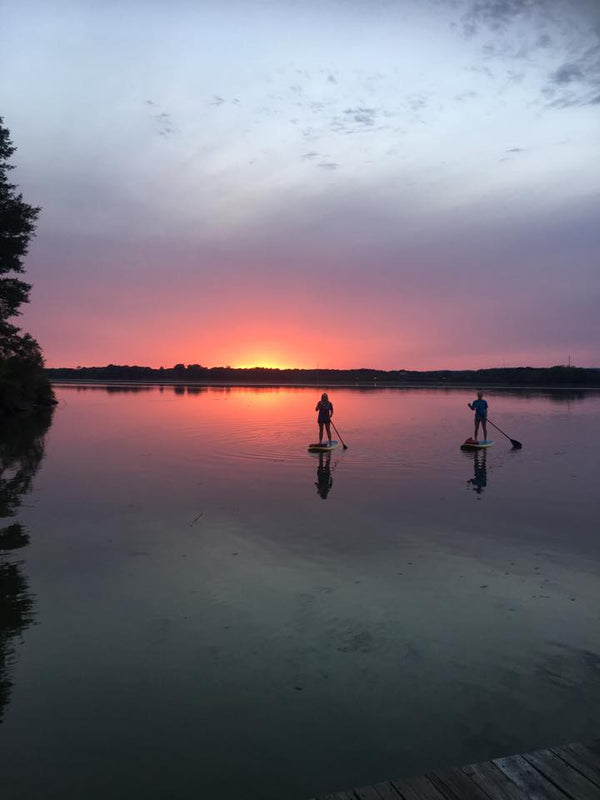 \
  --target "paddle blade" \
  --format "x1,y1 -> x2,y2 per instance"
511,439 -> 522,449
